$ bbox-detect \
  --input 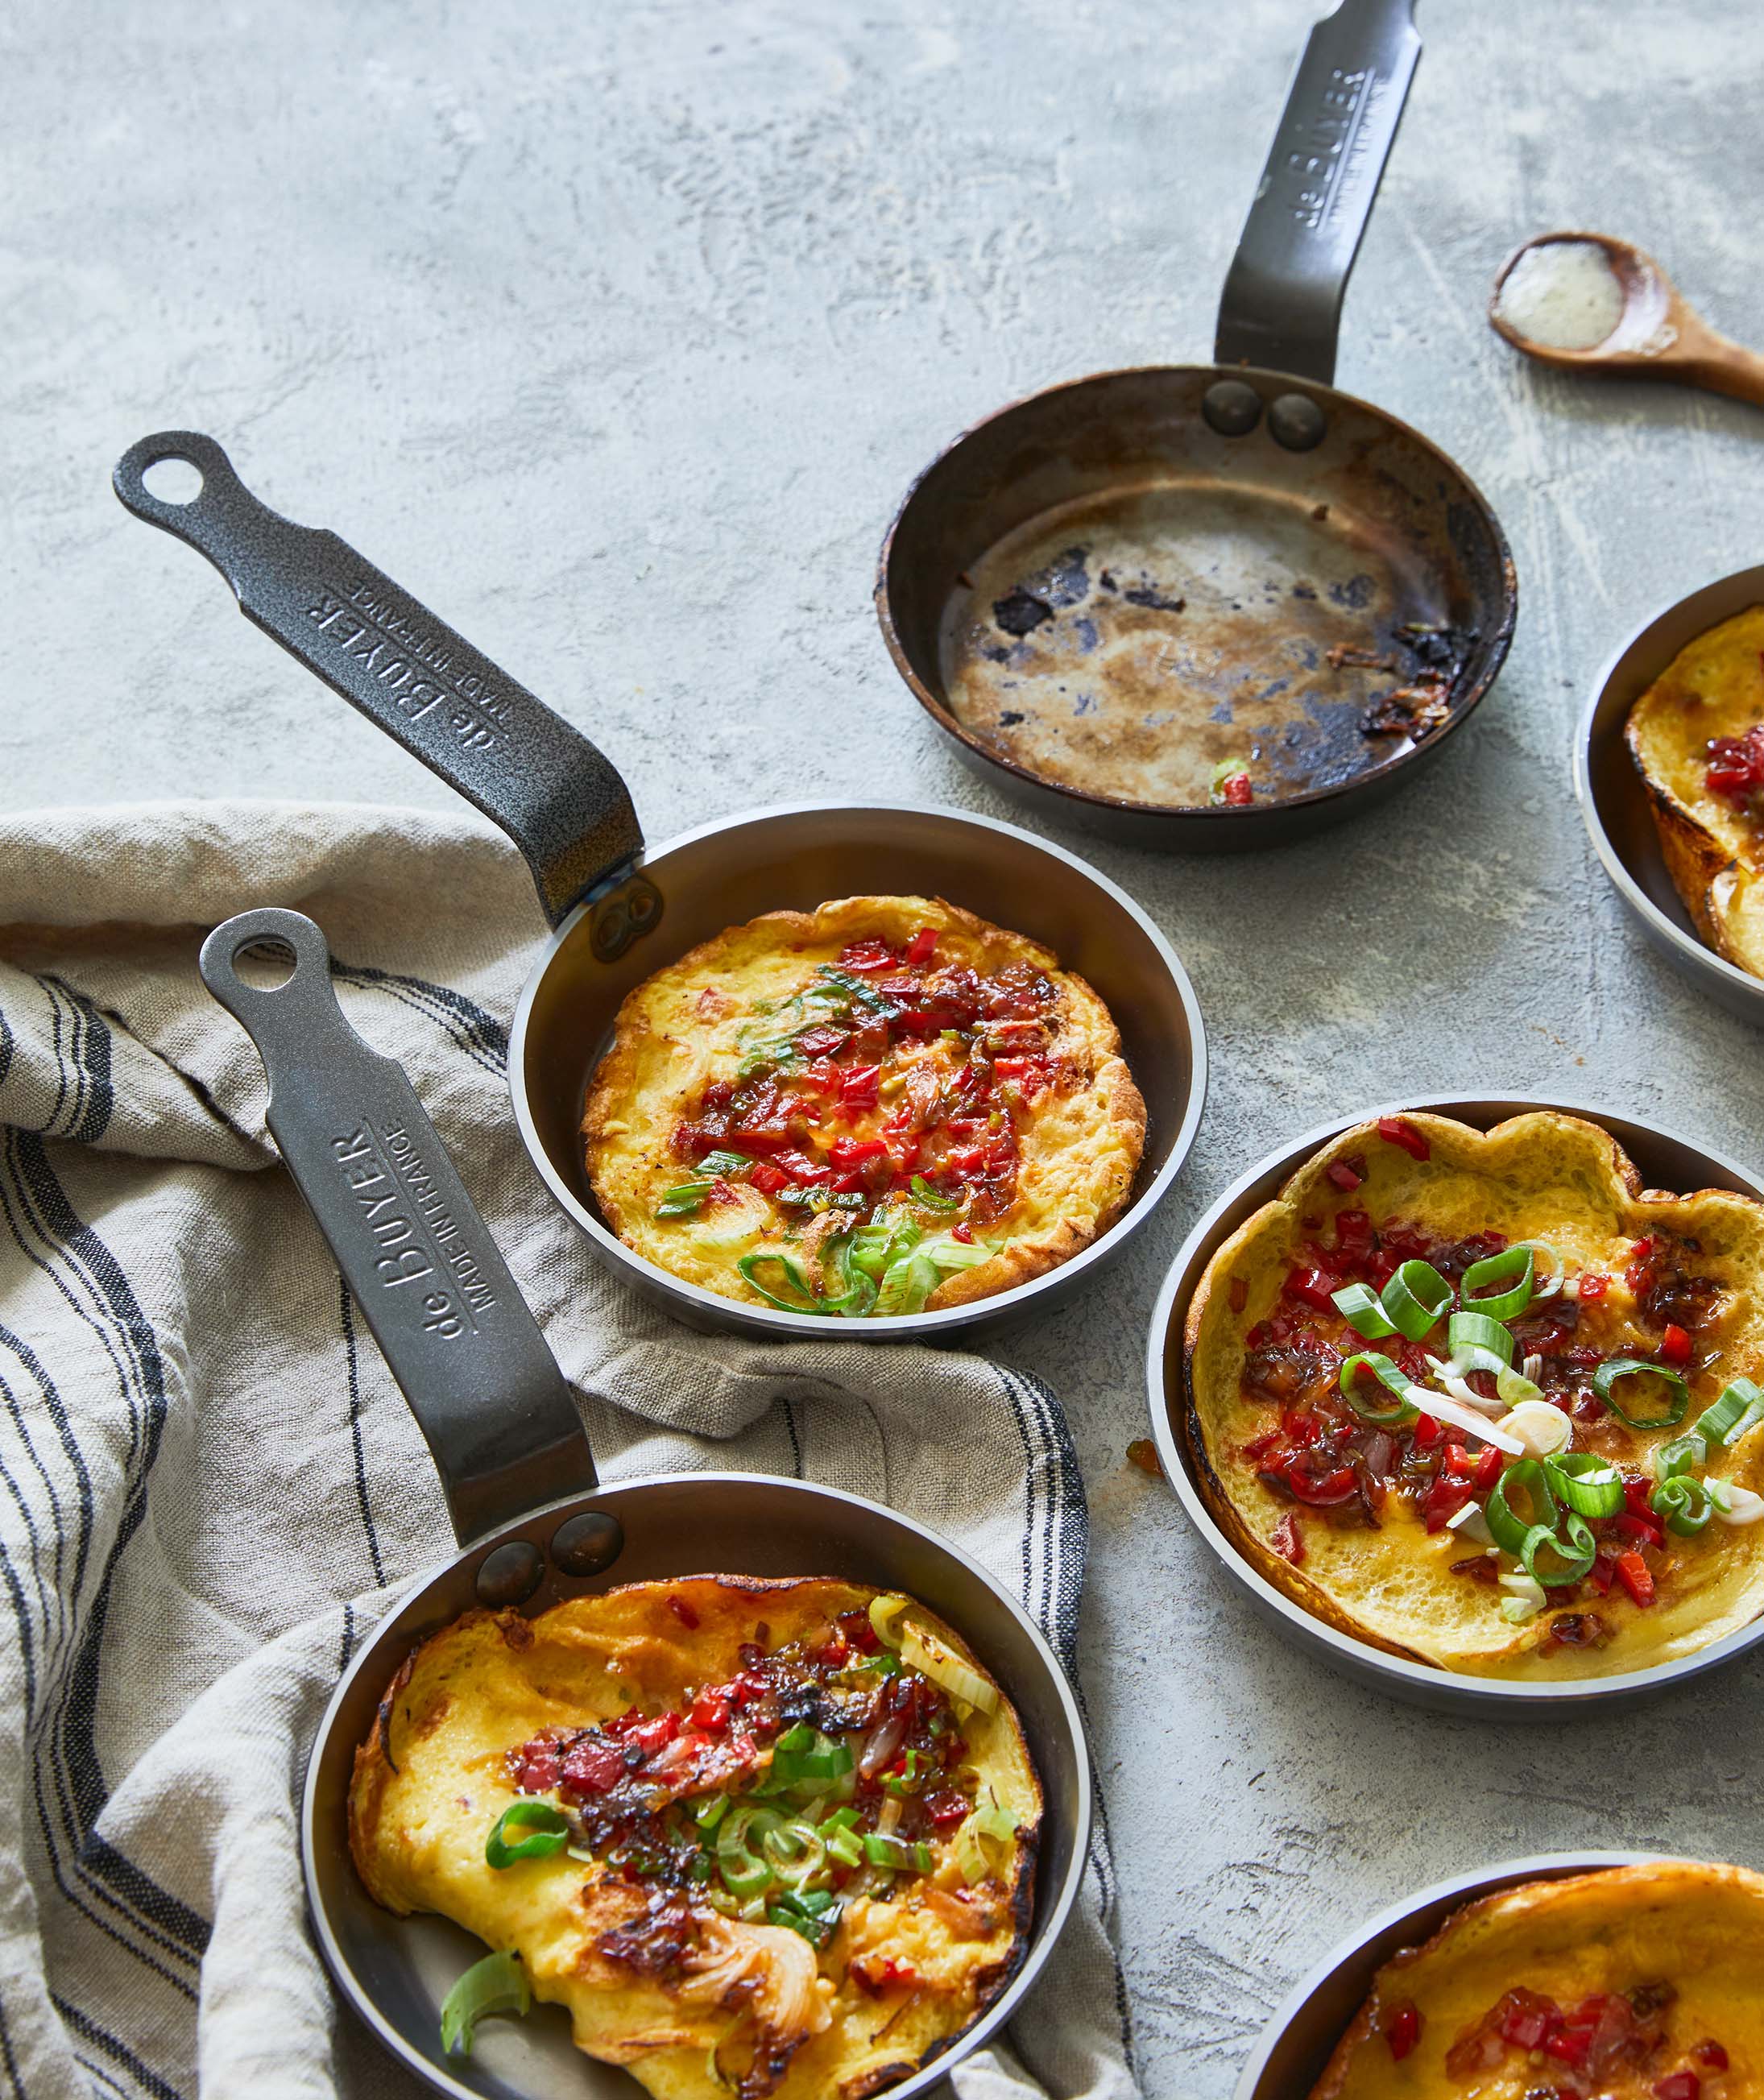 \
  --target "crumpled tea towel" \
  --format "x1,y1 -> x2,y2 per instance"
0,800 -> 1137,2100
